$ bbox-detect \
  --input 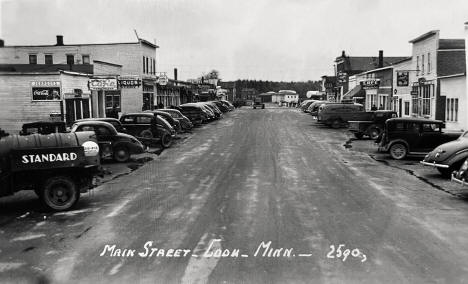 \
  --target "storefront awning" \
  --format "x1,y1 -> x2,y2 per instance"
342,84 -> 364,100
